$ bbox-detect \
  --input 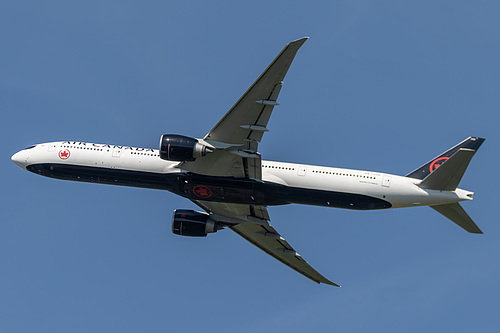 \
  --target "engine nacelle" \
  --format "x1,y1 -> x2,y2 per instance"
159,134 -> 211,161
172,209 -> 221,237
